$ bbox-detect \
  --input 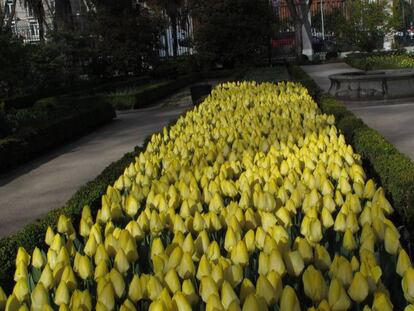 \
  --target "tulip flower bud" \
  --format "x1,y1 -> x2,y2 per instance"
5,294 -> 21,311
200,276 -> 219,303
348,272 -> 369,303
206,294 -> 224,311
284,251 -> 304,277
231,240 -> 249,266
221,280 -> 239,309
114,249 -> 130,274
172,292 -> 192,311
166,246 -> 183,272
45,226 -> 55,246
397,249 -> 412,277
328,277 -> 351,310
242,294 -> 260,311
280,286 -> 300,311
197,255 -> 211,280
13,278 -> 29,302
182,279 -> 198,305
78,255 -> 92,280
147,276 -> 163,301
31,283 -> 49,311
98,282 -> 115,311
403,268 -> 414,303
384,227 -> 400,255
128,275 -> 143,303
178,252 -> 195,279
303,265 -> 328,303
32,247 -> 45,269
54,281 -> 70,306
372,291 -> 393,311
